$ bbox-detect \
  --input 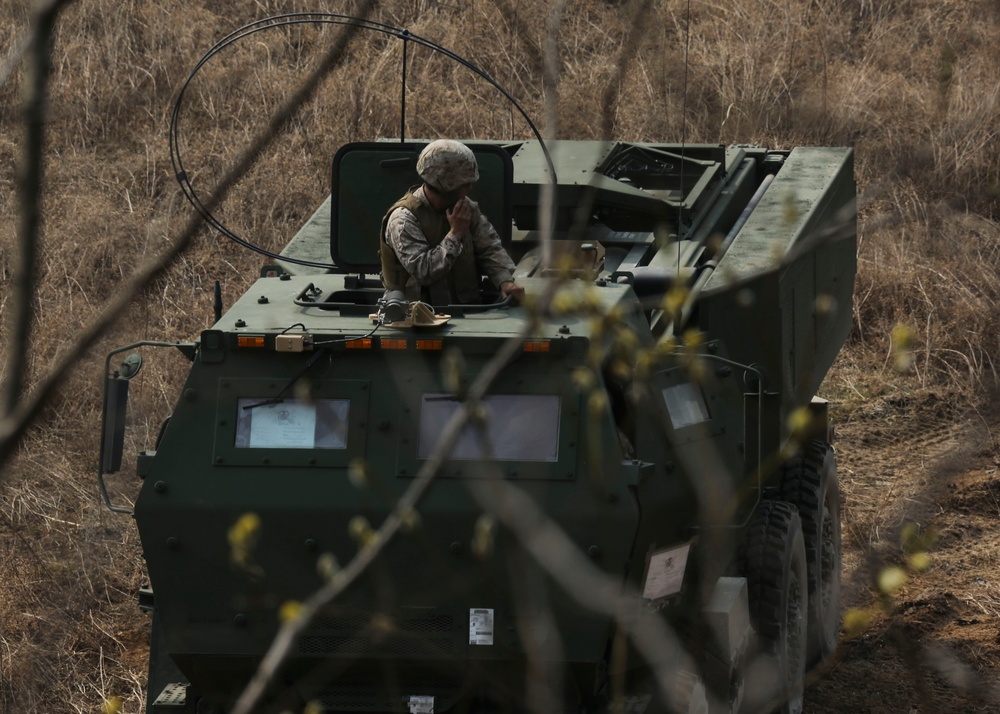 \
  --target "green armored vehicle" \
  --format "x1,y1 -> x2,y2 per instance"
98,16 -> 855,714
101,135 -> 854,714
